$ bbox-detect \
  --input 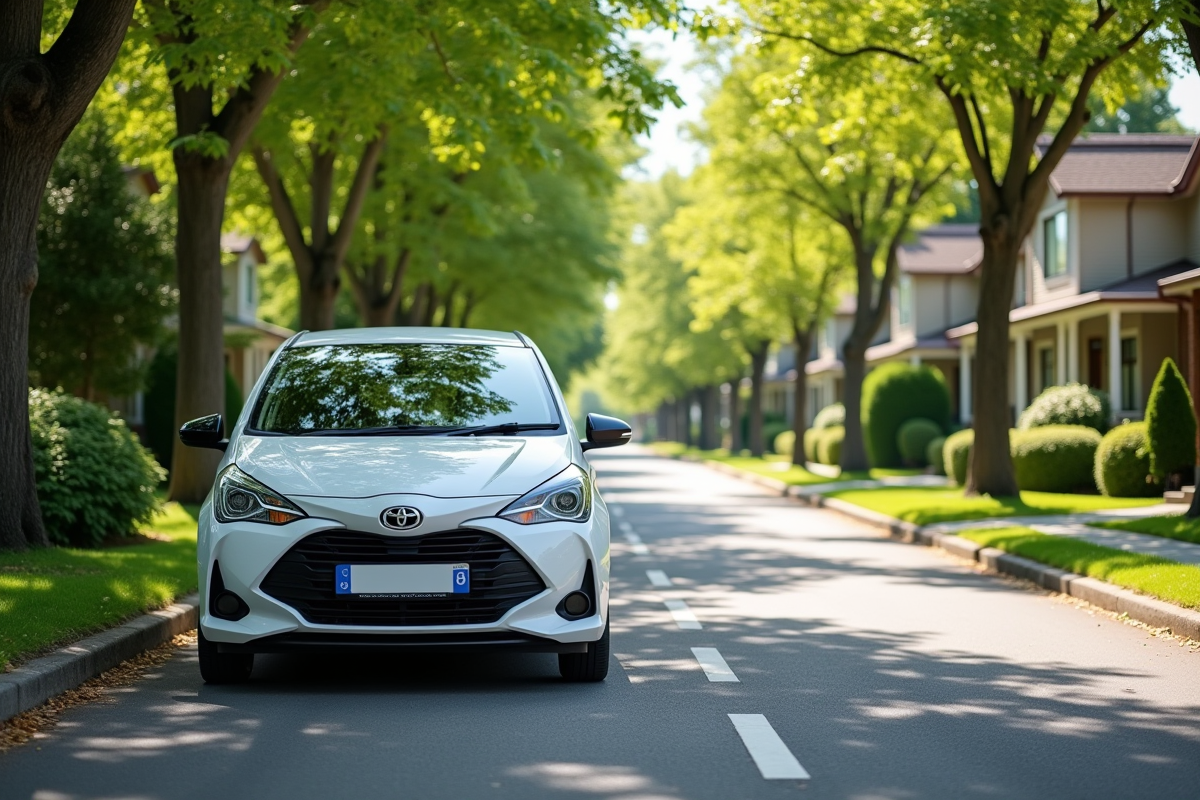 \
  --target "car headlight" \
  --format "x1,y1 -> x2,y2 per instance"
499,465 -> 593,525
214,465 -> 306,524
